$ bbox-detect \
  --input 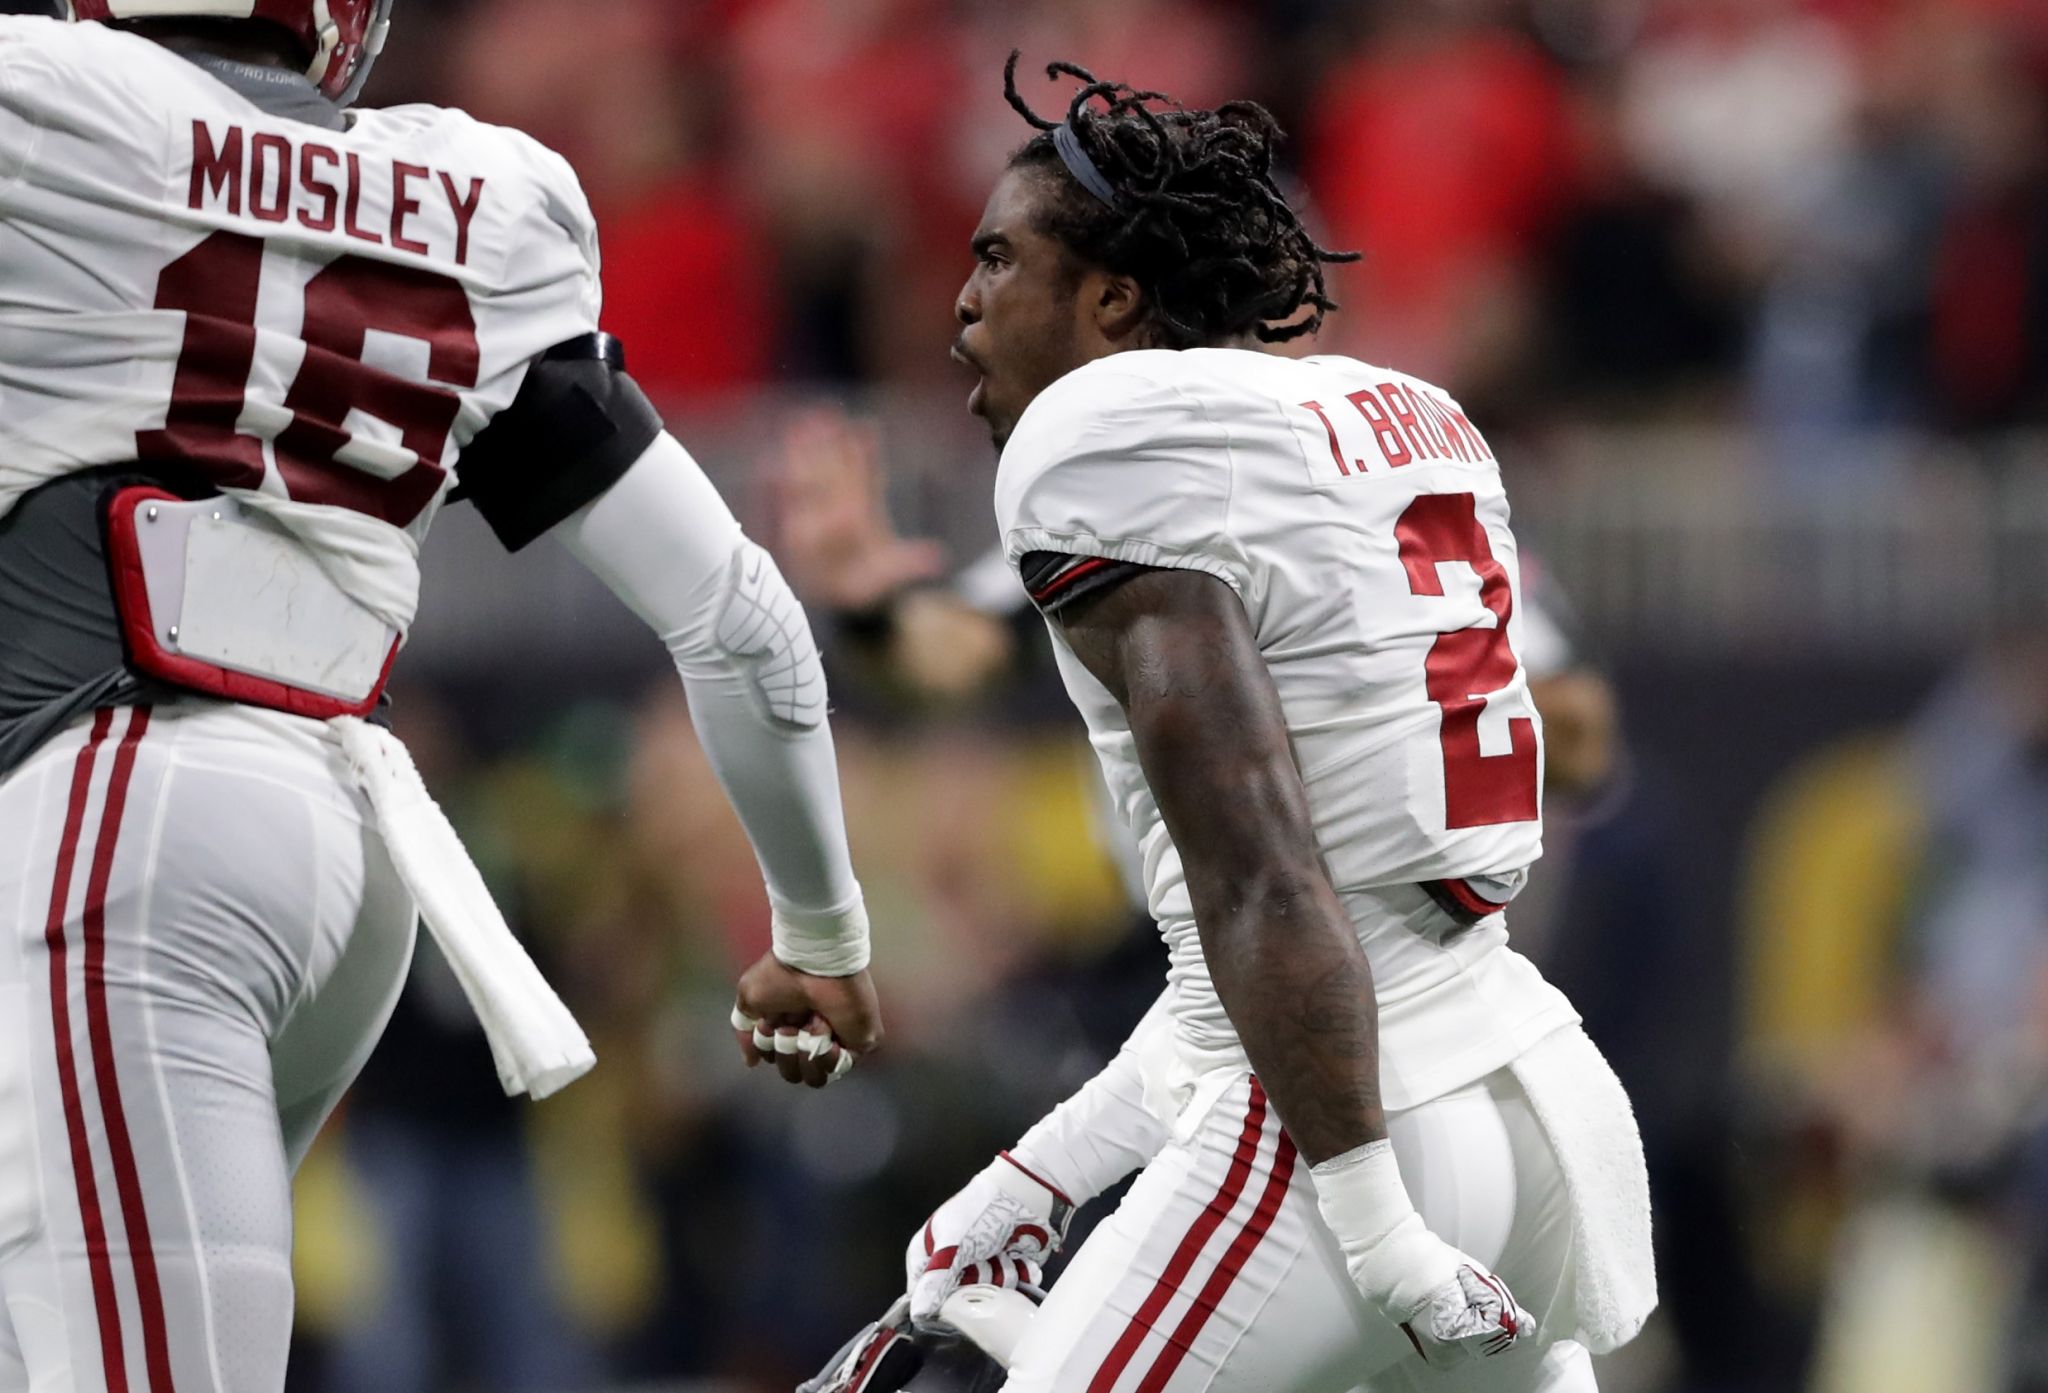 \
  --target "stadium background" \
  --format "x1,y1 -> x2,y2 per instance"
265,0 -> 2048,1389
